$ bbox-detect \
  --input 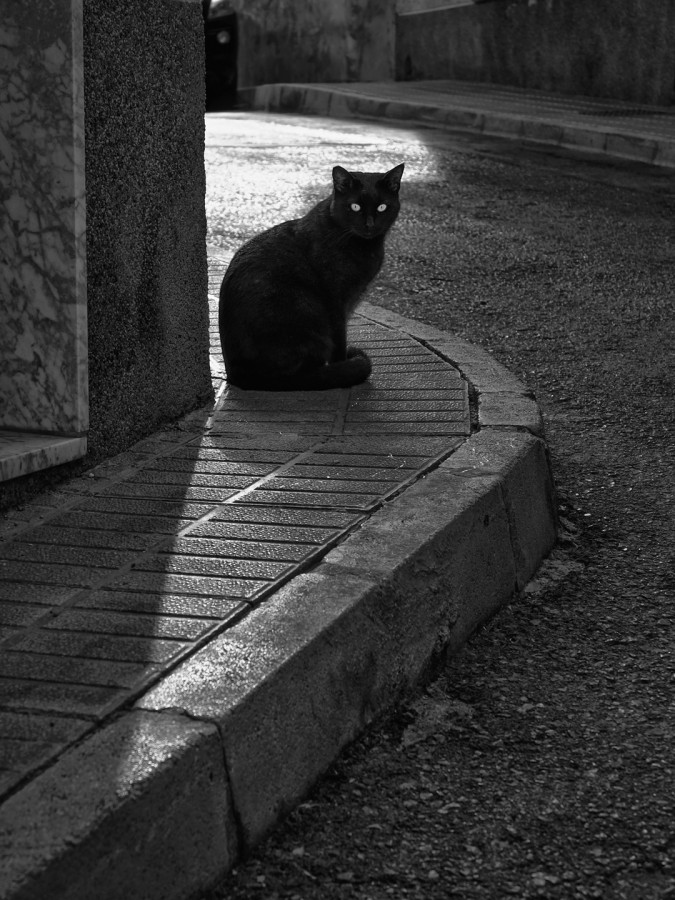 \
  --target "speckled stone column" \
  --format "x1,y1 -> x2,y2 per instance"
0,1 -> 88,440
